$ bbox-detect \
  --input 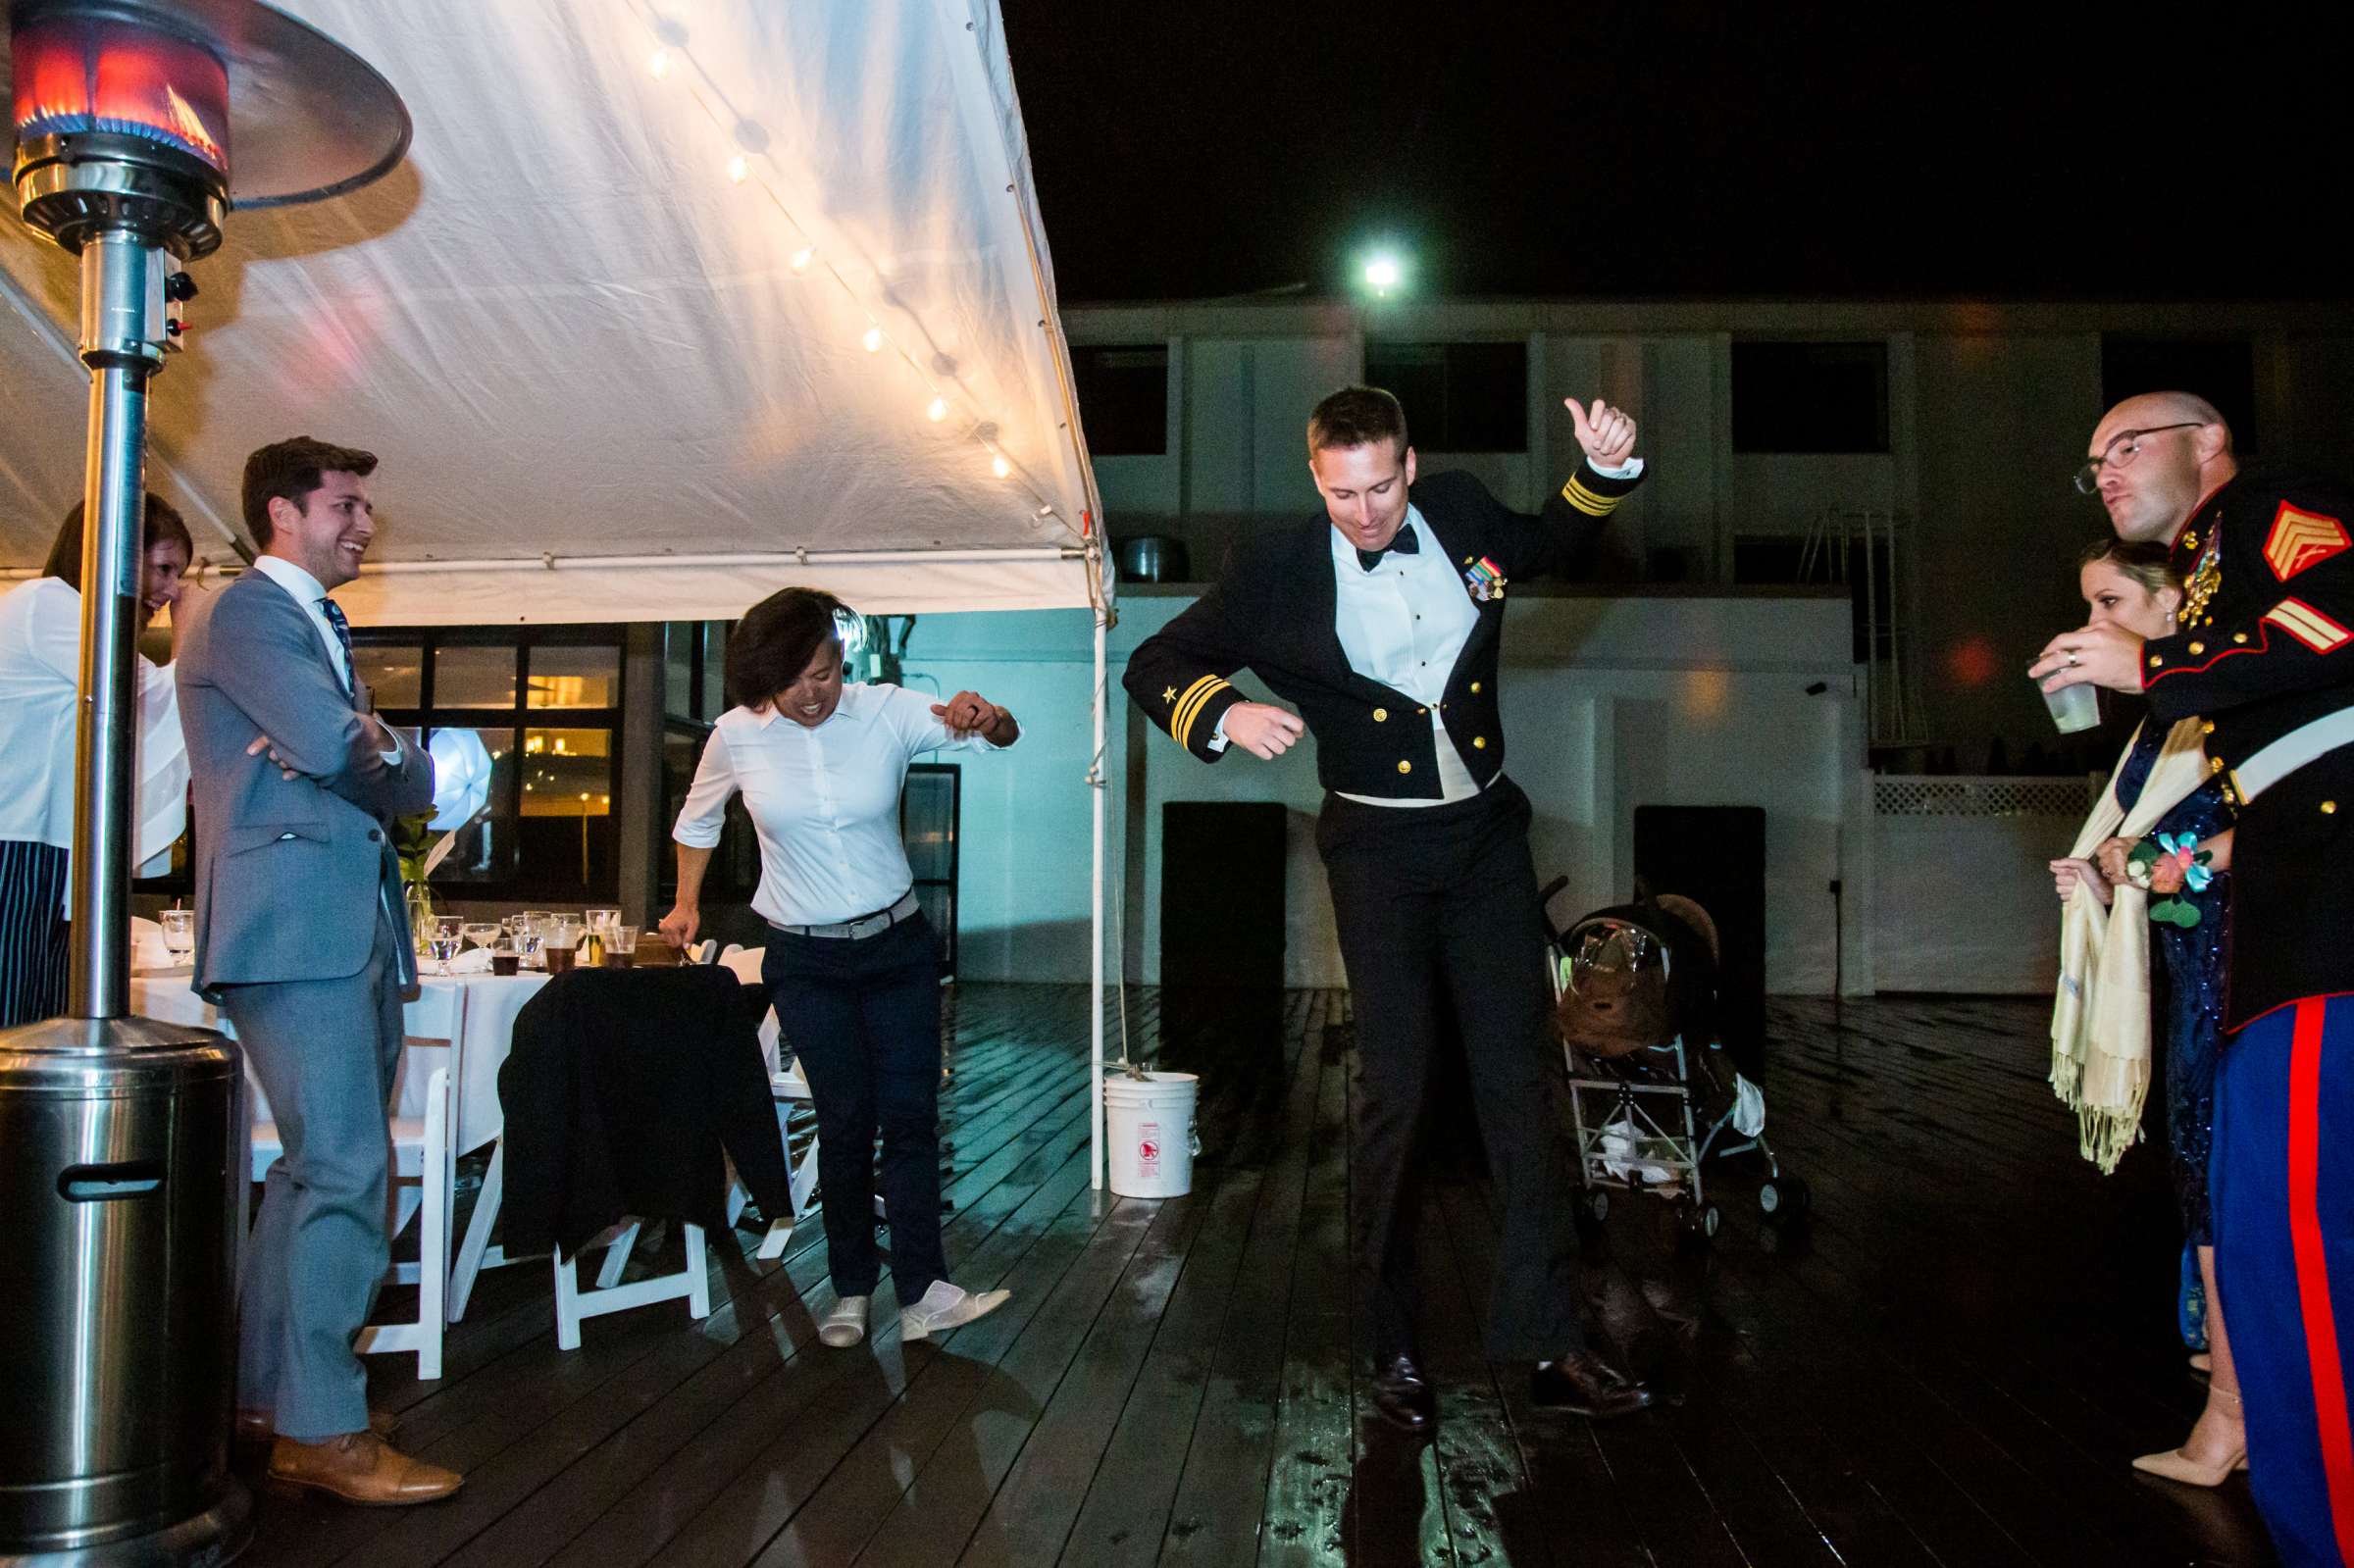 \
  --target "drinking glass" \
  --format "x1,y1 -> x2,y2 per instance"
606,924 -> 640,968
585,907 -> 621,938
159,908 -> 194,962
428,917 -> 464,977
460,922 -> 501,956
543,918 -> 582,975
2040,679 -> 2101,734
